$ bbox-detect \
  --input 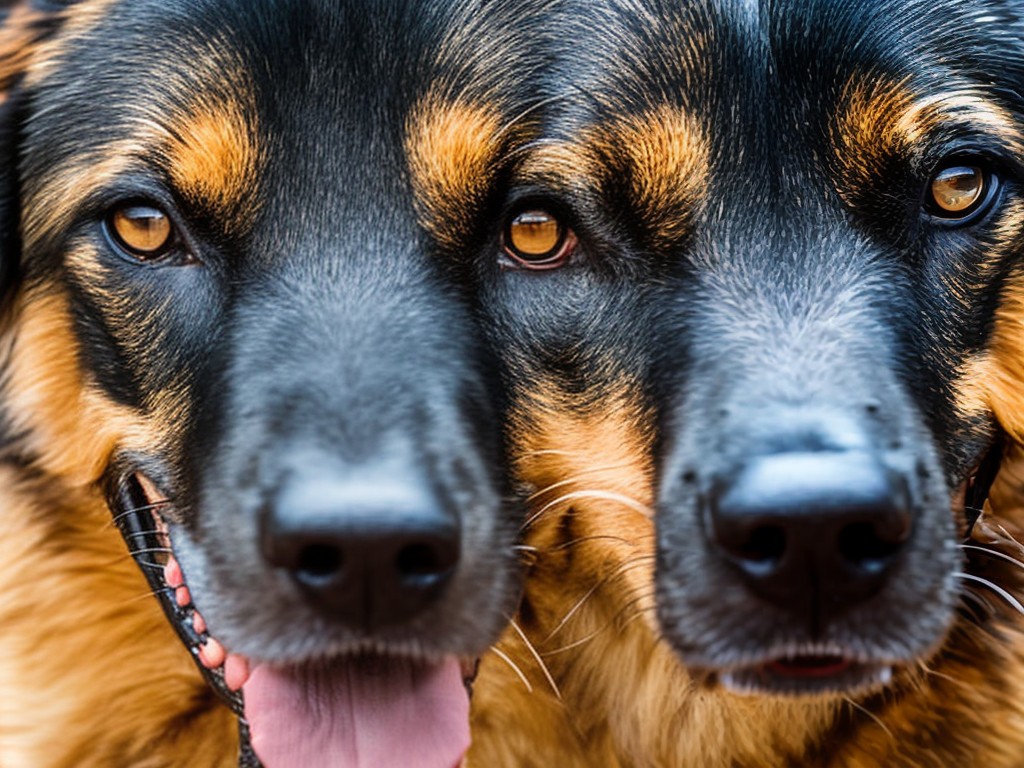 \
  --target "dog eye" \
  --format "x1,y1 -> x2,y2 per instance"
108,204 -> 174,259
926,163 -> 997,223
502,209 -> 576,269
